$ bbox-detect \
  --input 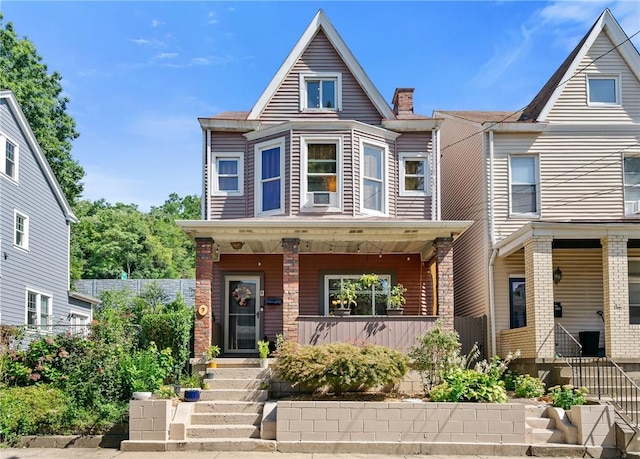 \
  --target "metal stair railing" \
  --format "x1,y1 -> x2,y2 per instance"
555,323 -> 582,358
566,355 -> 640,431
